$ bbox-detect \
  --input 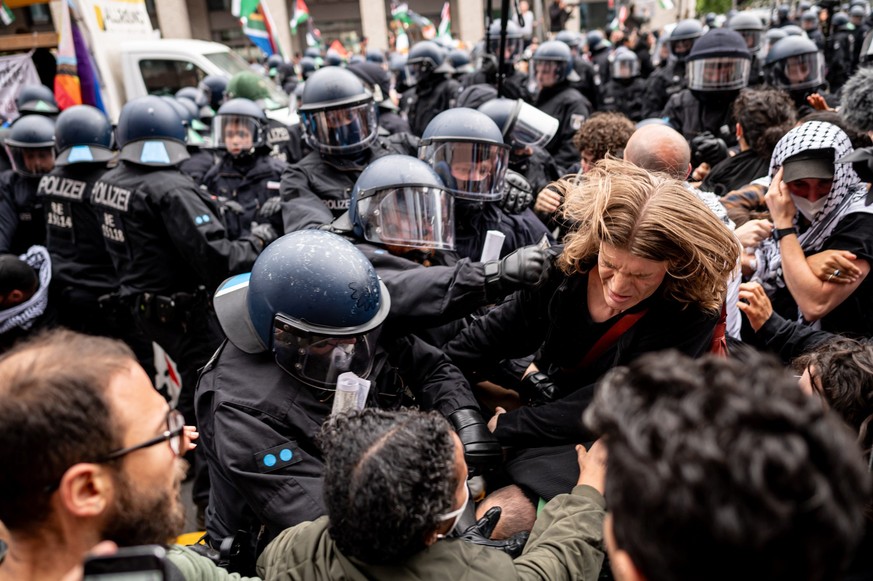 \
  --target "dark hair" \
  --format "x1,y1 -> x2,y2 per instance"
0,330 -> 135,531
573,112 -> 636,160
800,110 -> 873,150
585,350 -> 870,581
0,254 -> 37,295
318,408 -> 457,565
732,88 -> 796,159
794,337 -> 873,442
